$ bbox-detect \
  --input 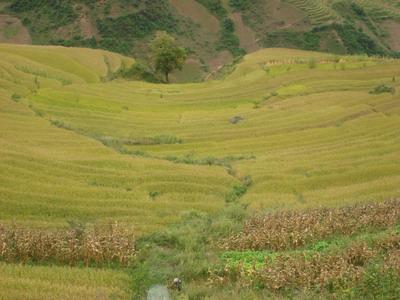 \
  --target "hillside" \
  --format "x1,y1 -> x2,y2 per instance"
1,44 -> 399,228
0,44 -> 399,298
0,0 -> 400,81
